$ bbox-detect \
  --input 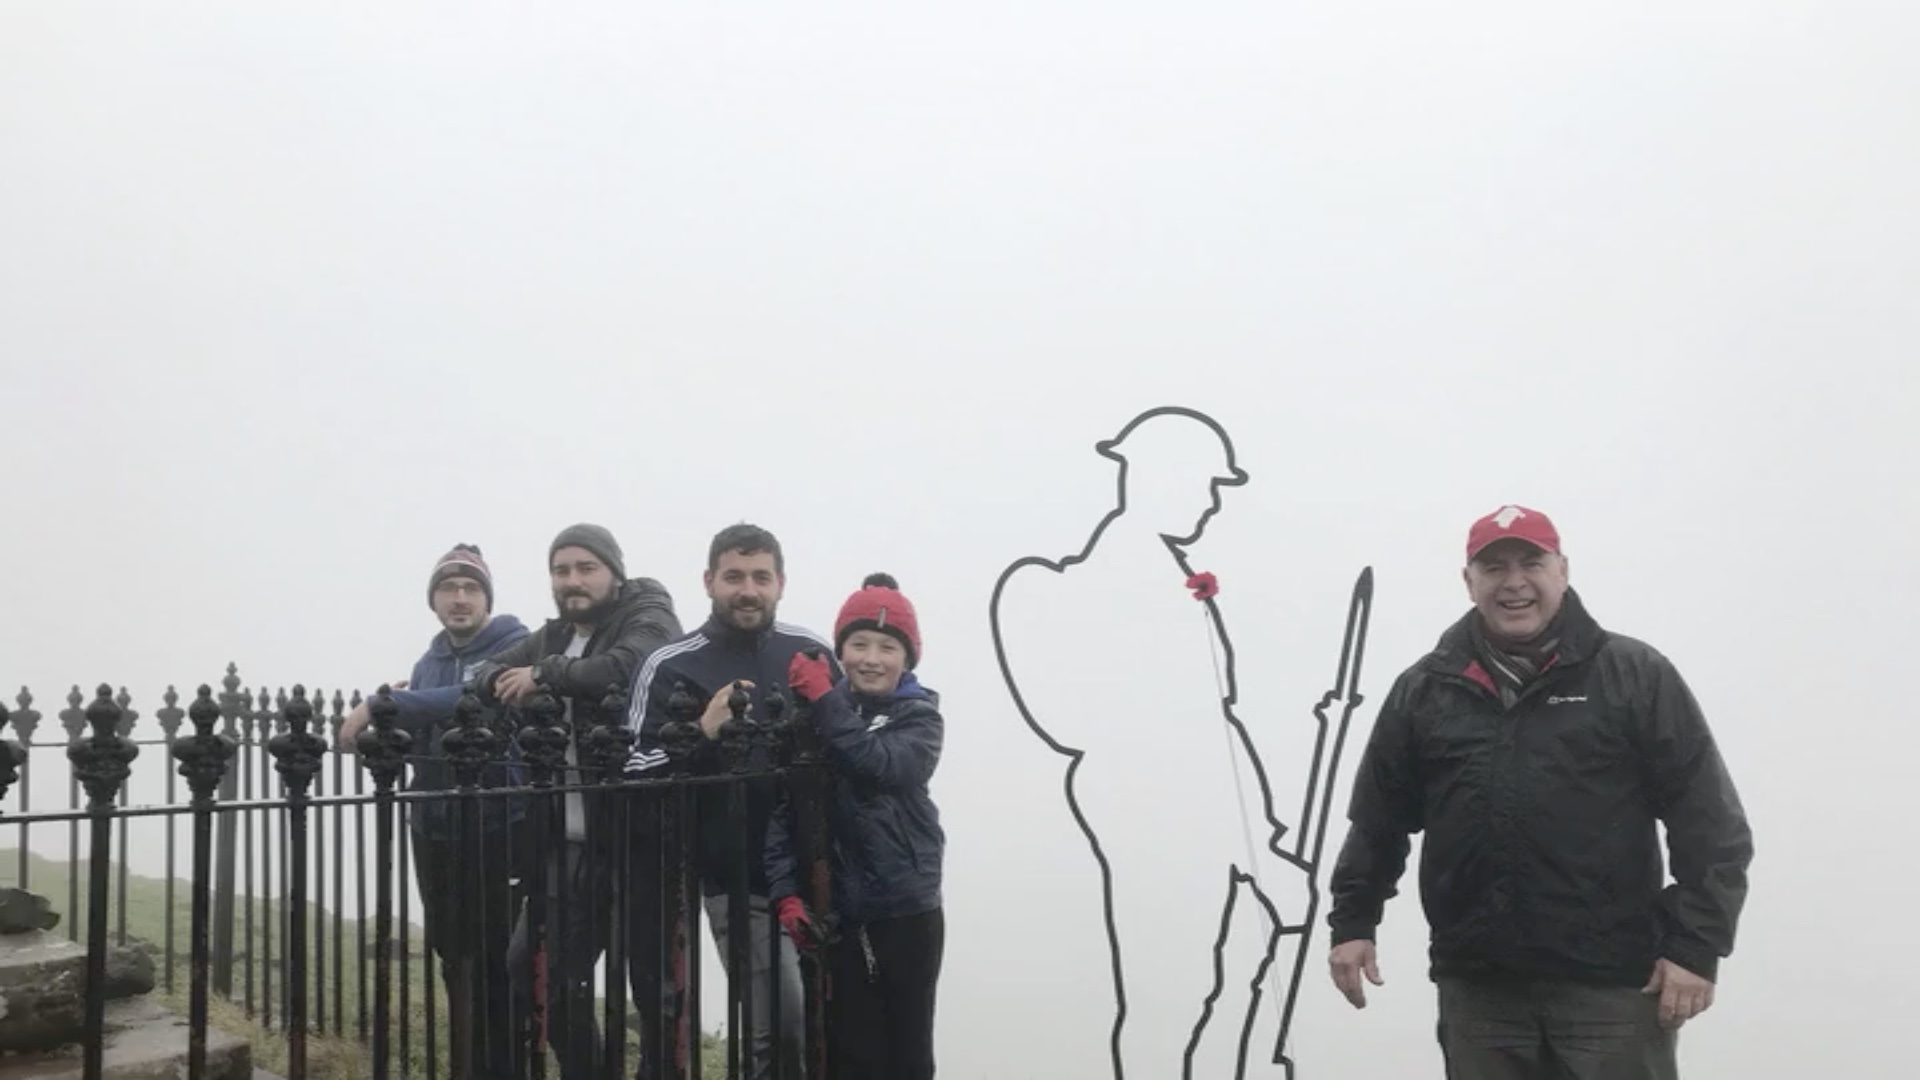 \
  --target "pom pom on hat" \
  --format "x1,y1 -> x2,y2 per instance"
835,572 -> 921,668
